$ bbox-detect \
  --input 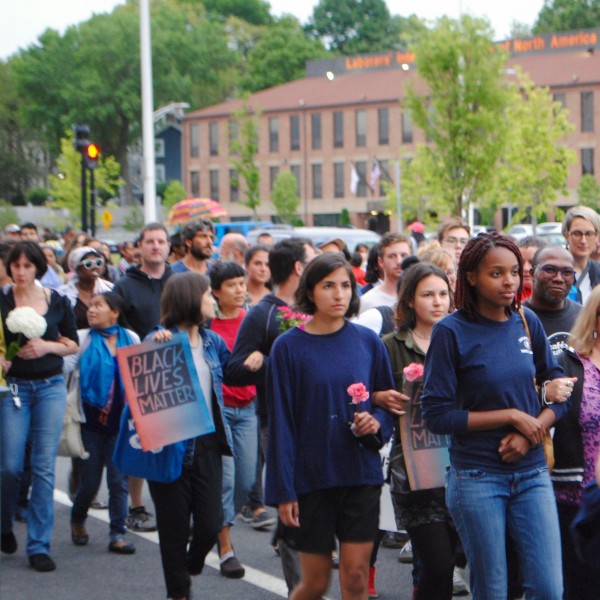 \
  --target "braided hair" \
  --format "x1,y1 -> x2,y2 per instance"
455,233 -> 523,321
